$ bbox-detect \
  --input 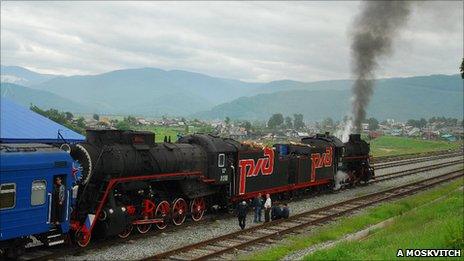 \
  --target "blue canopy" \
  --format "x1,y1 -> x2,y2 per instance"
0,98 -> 85,143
